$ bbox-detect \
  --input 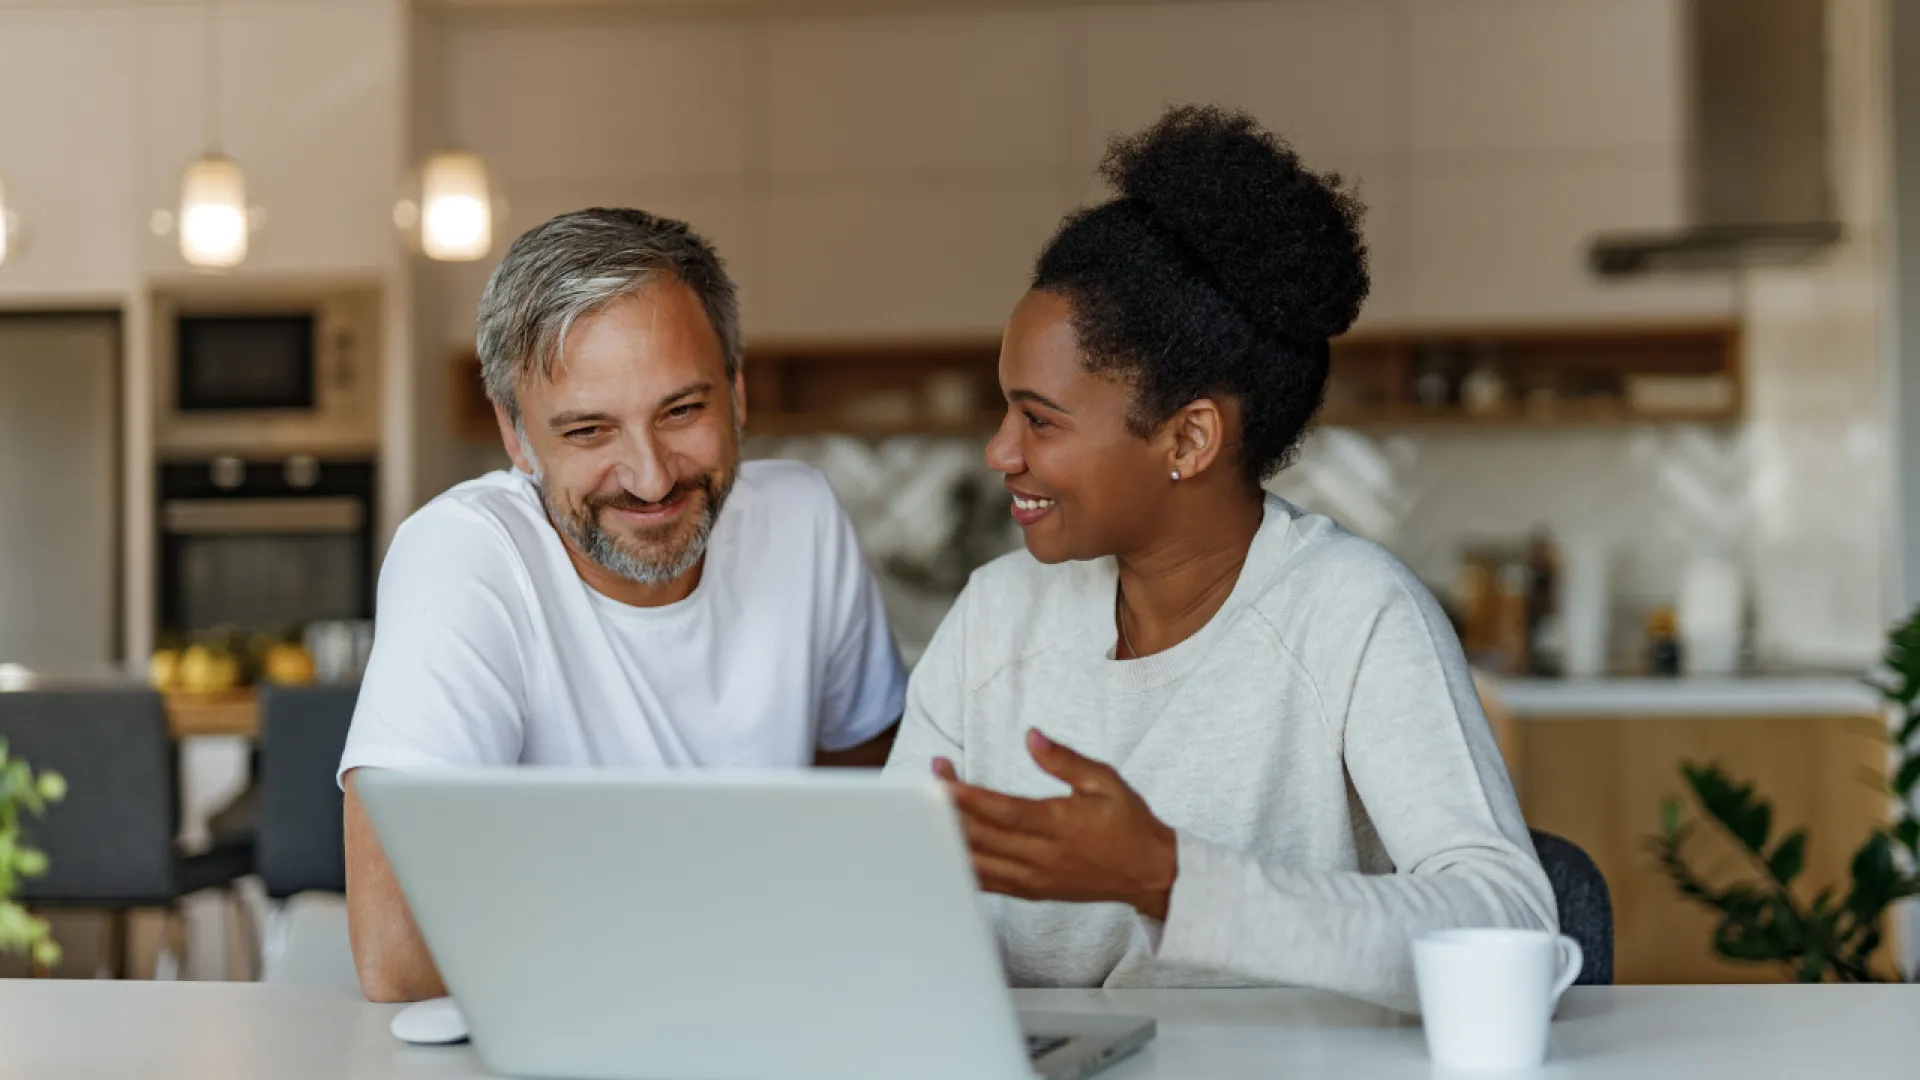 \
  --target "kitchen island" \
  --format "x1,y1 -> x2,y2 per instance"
1486,675 -> 1892,984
